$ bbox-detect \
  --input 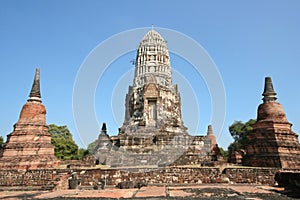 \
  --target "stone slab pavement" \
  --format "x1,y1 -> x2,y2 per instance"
0,184 -> 297,199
